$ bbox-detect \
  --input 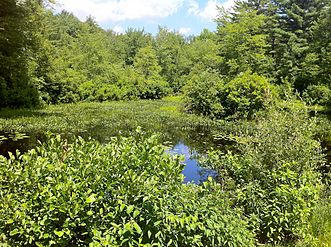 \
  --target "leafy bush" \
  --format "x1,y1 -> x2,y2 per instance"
140,78 -> 171,99
79,81 -> 97,101
184,69 -> 225,118
184,71 -> 277,119
221,72 -> 277,118
95,84 -> 122,101
77,65 -> 171,102
202,108 -> 324,244
303,84 -> 331,106
7,84 -> 41,108
0,131 -> 254,246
